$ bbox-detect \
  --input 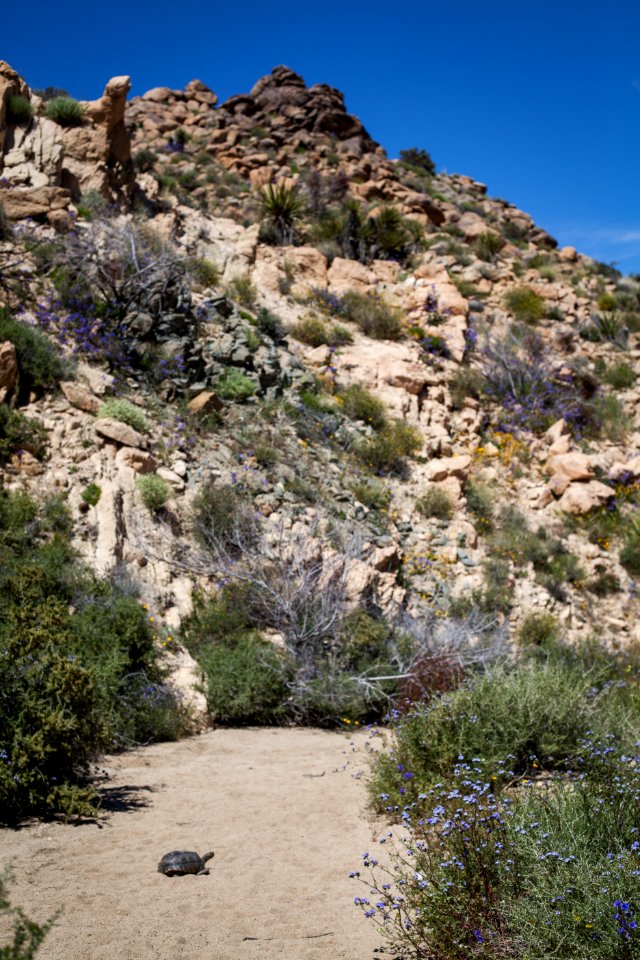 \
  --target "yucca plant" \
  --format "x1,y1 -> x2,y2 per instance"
259,183 -> 304,245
